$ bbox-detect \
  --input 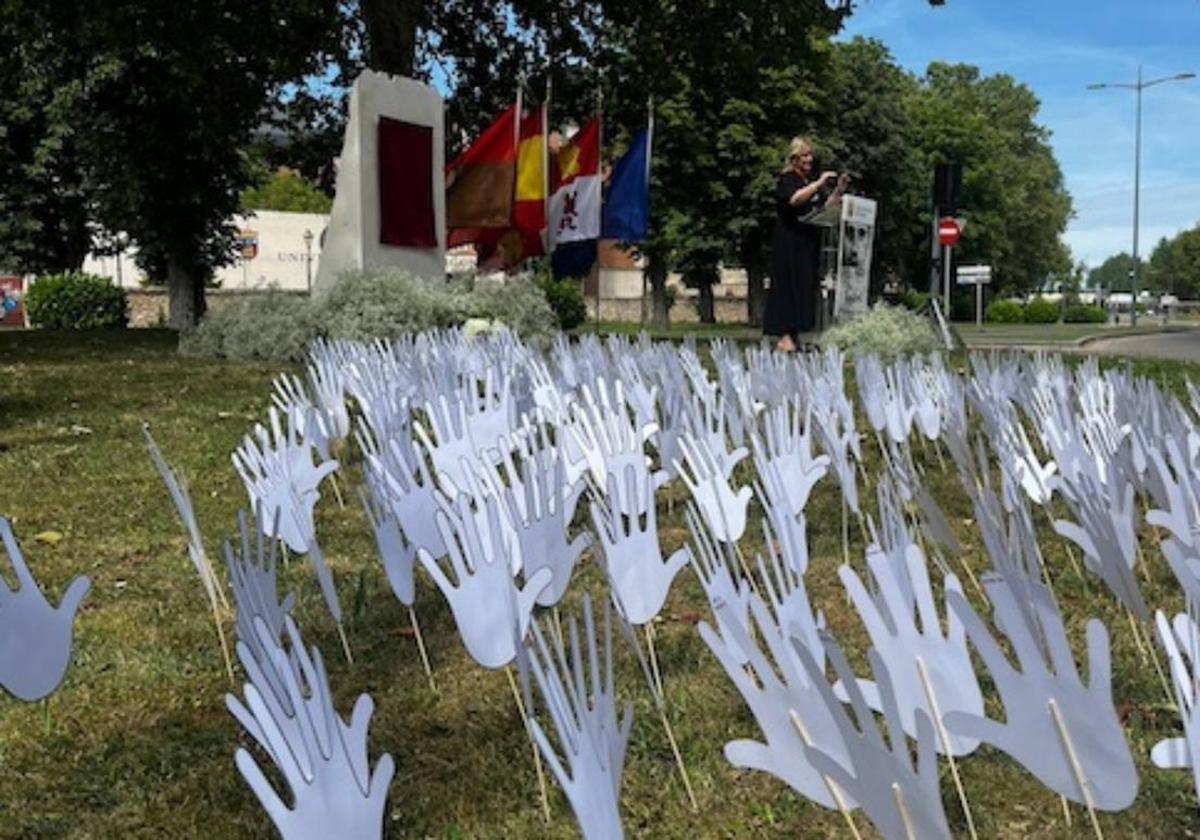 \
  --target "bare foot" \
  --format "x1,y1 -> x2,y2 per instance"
776,335 -> 797,352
